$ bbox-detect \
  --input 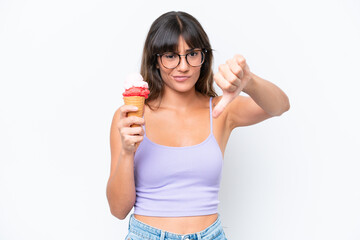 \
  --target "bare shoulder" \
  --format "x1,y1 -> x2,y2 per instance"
112,107 -> 121,121
109,107 -> 123,178
110,106 -> 123,143
110,107 -> 122,134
